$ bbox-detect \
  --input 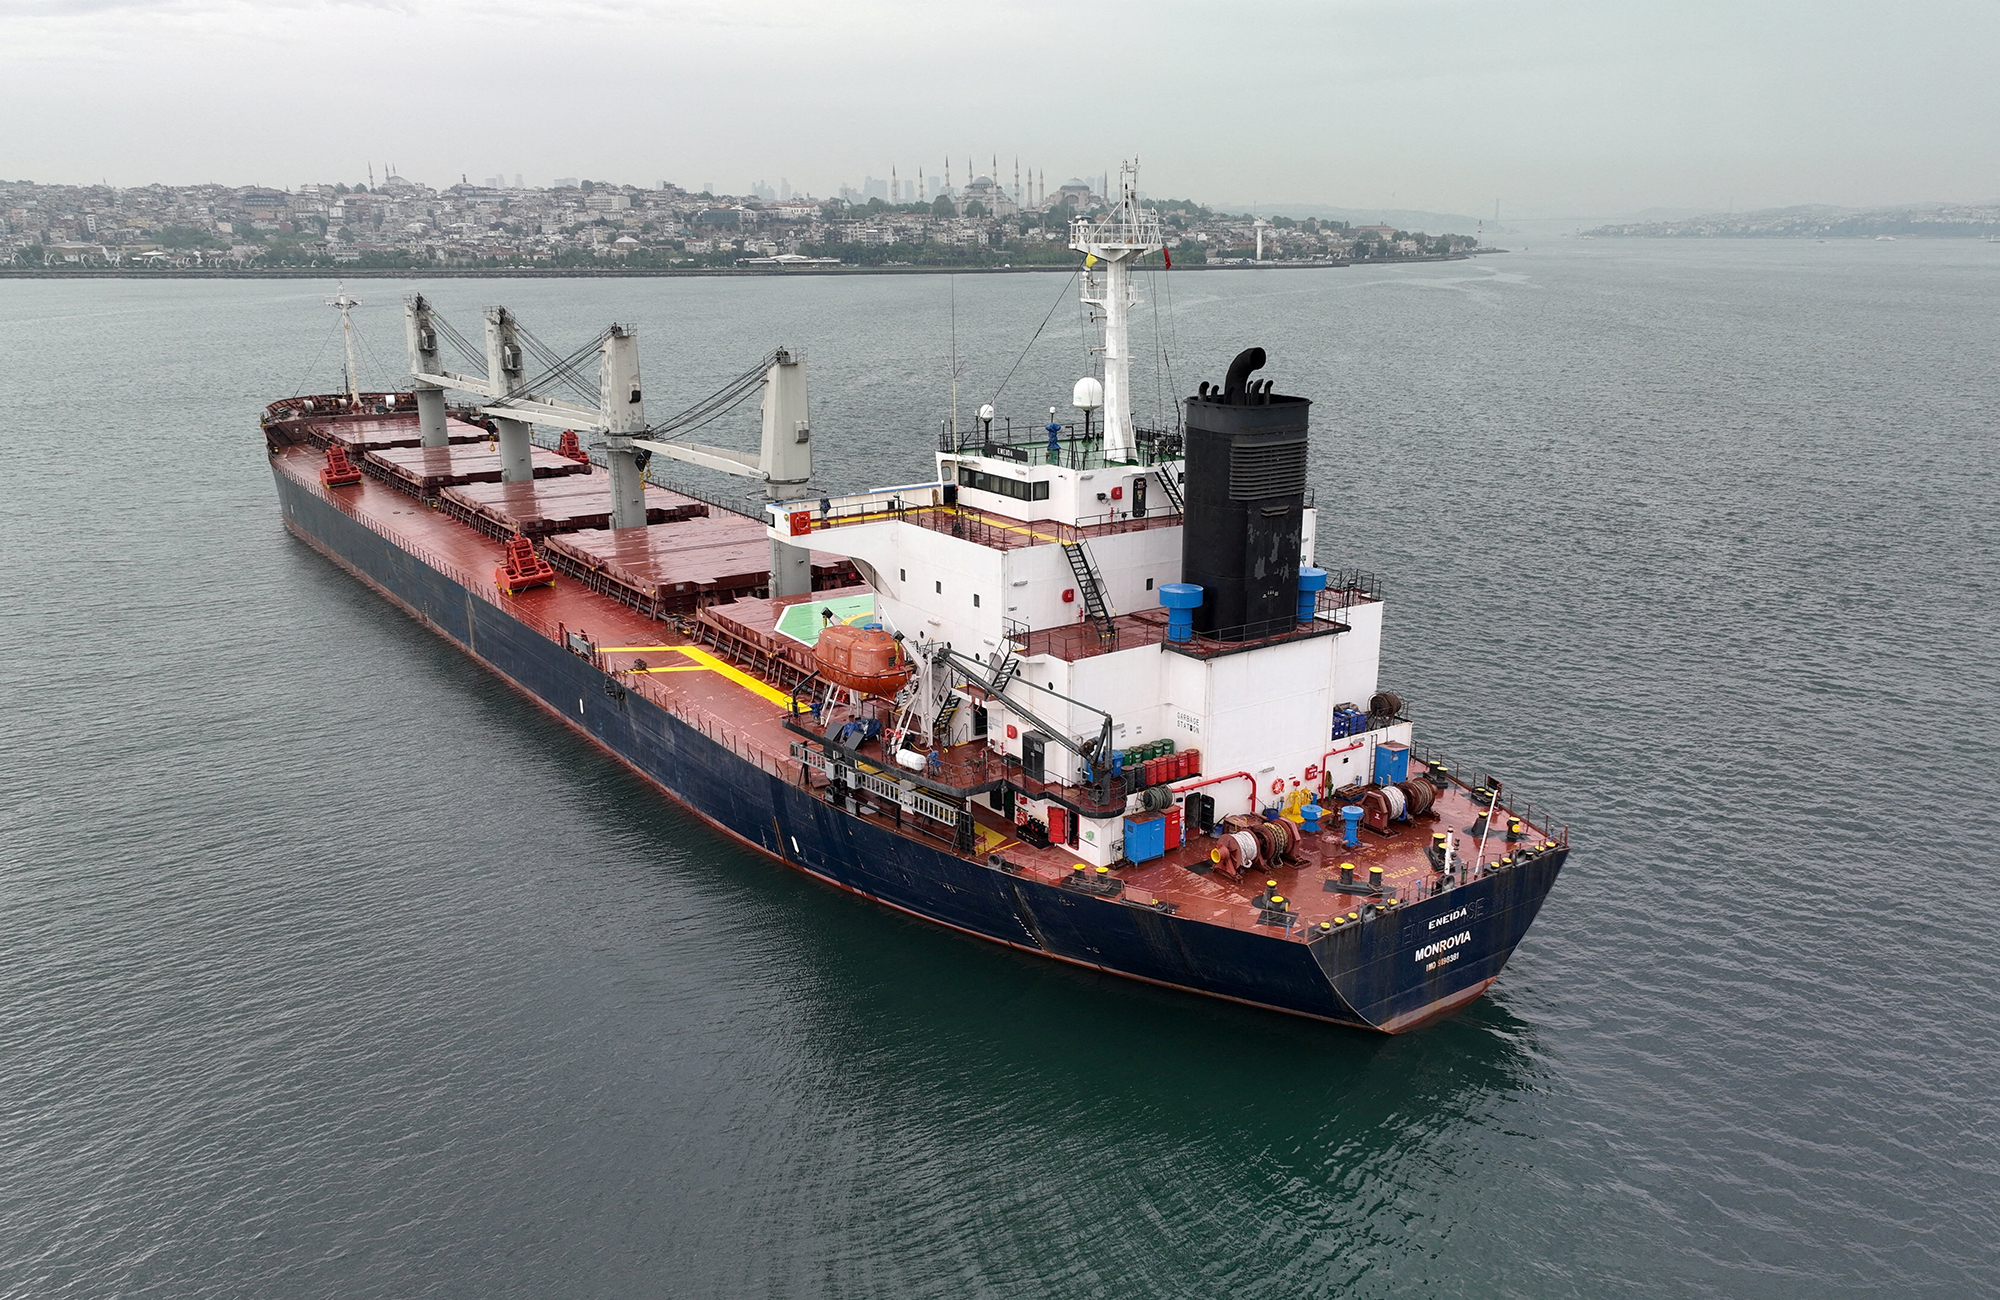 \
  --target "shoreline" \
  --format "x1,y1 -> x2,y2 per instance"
0,253 -> 1482,281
